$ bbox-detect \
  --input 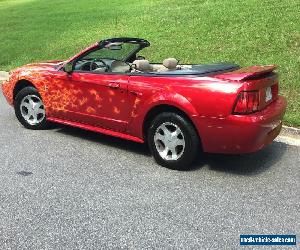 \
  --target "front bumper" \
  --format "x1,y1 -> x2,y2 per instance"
196,96 -> 287,154
1,79 -> 14,105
